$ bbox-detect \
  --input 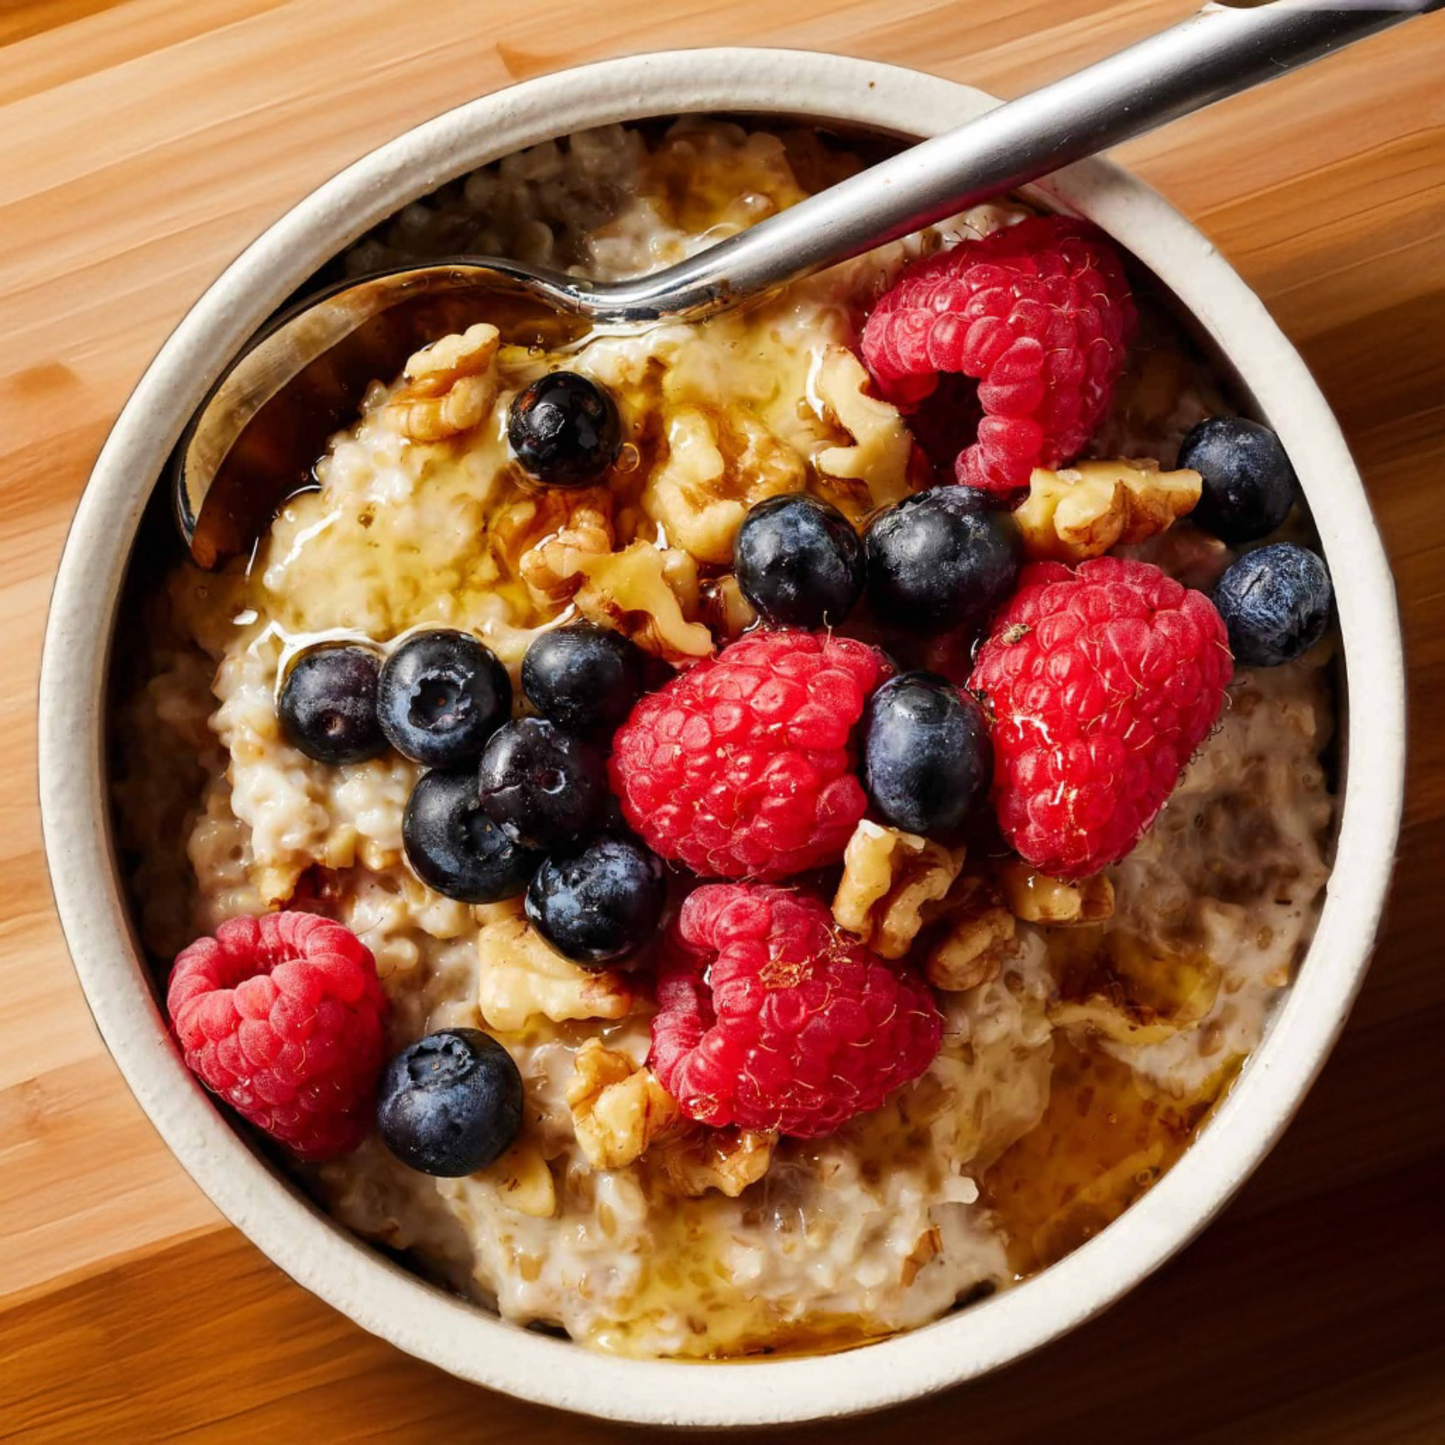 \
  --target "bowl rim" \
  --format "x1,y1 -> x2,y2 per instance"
38,45 -> 1405,1428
